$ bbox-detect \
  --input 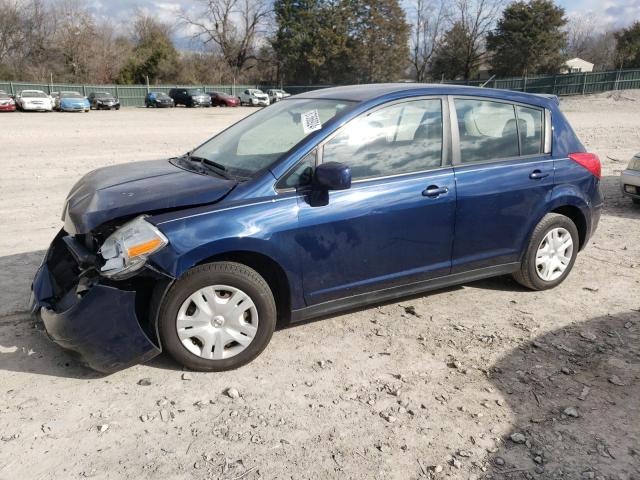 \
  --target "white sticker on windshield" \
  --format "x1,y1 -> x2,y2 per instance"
301,109 -> 322,134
